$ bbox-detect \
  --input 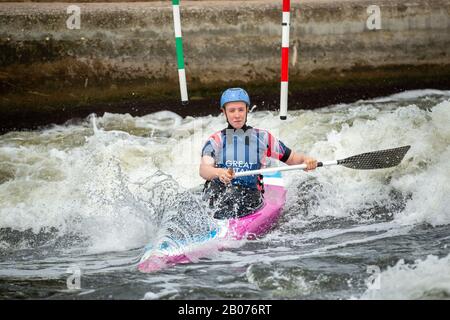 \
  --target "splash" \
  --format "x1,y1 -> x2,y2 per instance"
1,89 -> 449,259
360,253 -> 450,299
0,115 -> 215,255
281,95 -> 450,228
